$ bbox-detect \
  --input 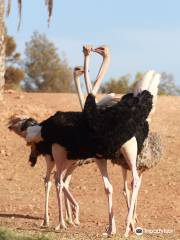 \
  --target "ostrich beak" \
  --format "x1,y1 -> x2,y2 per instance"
92,48 -> 103,54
